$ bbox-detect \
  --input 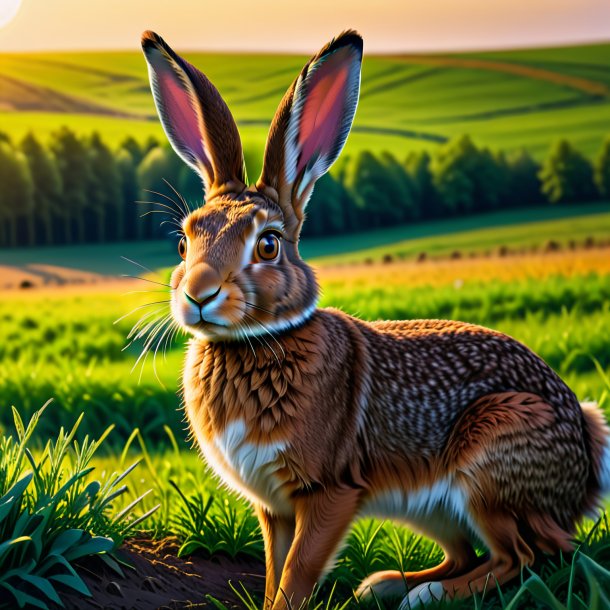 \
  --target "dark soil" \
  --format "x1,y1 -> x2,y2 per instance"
60,538 -> 265,610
